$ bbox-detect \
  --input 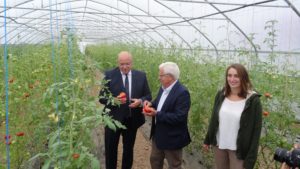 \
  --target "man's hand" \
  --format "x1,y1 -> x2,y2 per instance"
116,92 -> 127,104
142,101 -> 156,116
129,98 -> 142,108
143,100 -> 152,107
143,109 -> 157,116
116,97 -> 126,104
